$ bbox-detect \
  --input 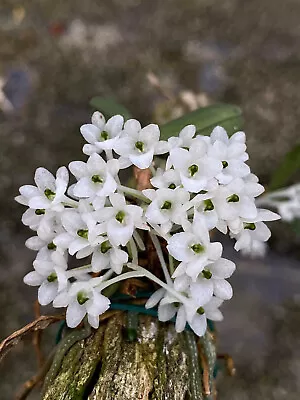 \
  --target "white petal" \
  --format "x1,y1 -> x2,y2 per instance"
129,149 -> 154,169
213,280 -> 233,300
210,258 -> 236,279
29,196 -> 51,209
210,126 -> 228,144
19,185 -> 40,199
53,291 -> 70,307
80,124 -> 99,144
69,161 -> 88,179
207,242 -> 223,260
145,288 -> 165,309
186,259 -> 208,280
38,281 -> 58,305
106,115 -> 124,136
174,275 -> 190,291
88,314 -> 99,329
155,141 -> 169,155
139,124 -> 160,145
86,291 -> 110,316
180,124 -> 196,141
109,193 -> 126,209
124,118 -> 141,134
54,233 -> 74,249
158,303 -> 176,322
205,308 -> 223,321
69,238 -> 89,256
230,131 -> 246,143
180,174 -> 207,193
190,280 -> 214,305
107,220 -> 133,246
34,168 -> 55,192
167,232 -> 194,262
175,306 -> 187,332
24,271 -> 44,286
66,301 -> 87,328
25,236 -> 45,251
239,198 -> 258,219
257,209 -> 281,221
73,178 -> 95,198
91,111 -> 106,129
189,314 -> 207,337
